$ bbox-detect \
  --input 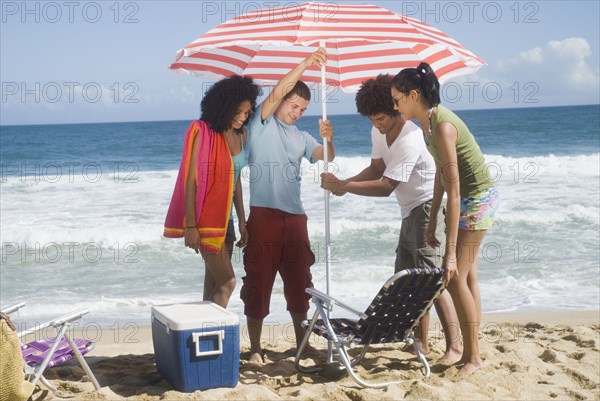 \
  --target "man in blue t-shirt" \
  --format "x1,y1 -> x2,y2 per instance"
241,48 -> 334,363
